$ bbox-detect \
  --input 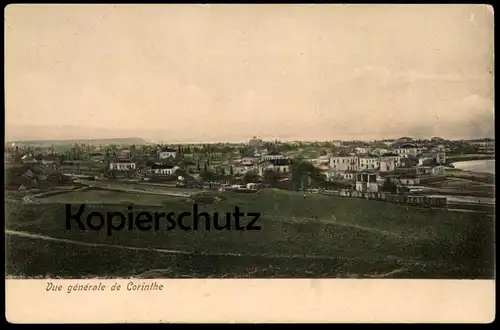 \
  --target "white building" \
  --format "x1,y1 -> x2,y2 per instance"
310,155 -> 331,166
380,153 -> 402,167
379,160 -> 396,172
151,164 -> 180,176
342,172 -> 356,180
355,172 -> 379,192
119,149 -> 131,158
329,155 -> 359,172
258,159 -> 291,175
237,157 -> 258,166
110,161 -> 136,171
372,148 -> 391,156
358,156 -> 380,170
394,147 -> 423,158
355,147 -> 370,154
416,165 -> 445,176
233,164 -> 258,175
158,148 -> 177,160
261,151 -> 287,161
41,156 -> 58,166
470,140 -> 495,153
